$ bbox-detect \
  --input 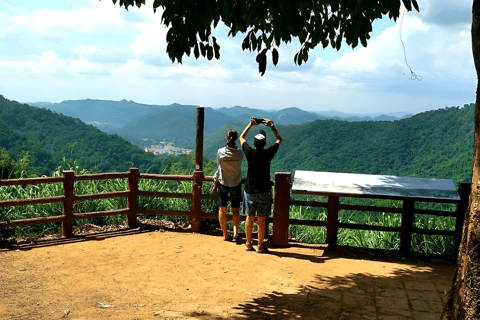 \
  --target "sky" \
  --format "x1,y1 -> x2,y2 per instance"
0,0 -> 475,115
